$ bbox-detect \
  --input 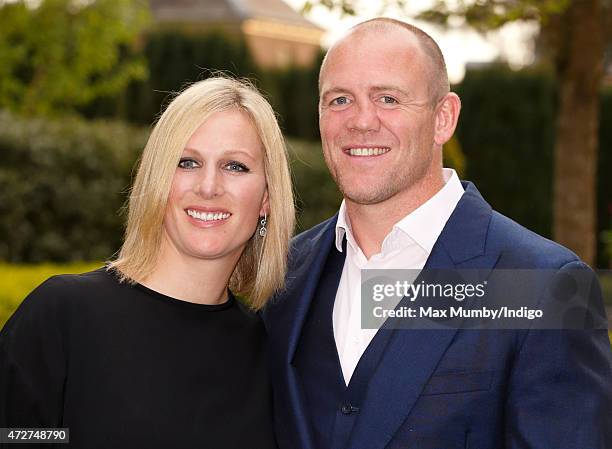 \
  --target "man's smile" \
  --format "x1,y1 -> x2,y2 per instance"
342,146 -> 391,157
